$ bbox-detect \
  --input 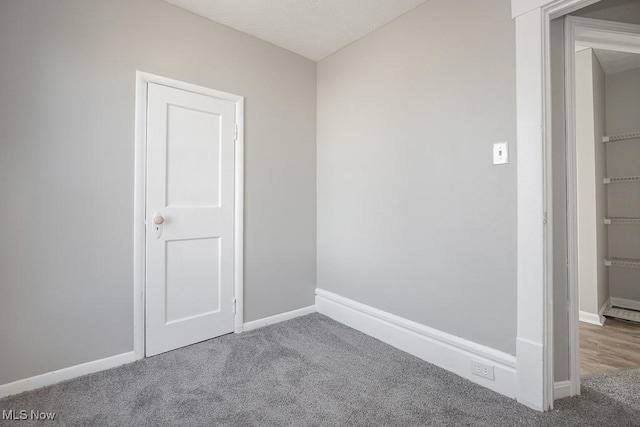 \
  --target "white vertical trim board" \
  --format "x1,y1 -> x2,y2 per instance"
315,289 -> 517,399
243,306 -> 316,332
133,72 -> 148,360
234,98 -> 245,334
514,5 -> 549,411
564,14 -> 582,402
0,352 -> 137,399
134,71 -> 246,354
